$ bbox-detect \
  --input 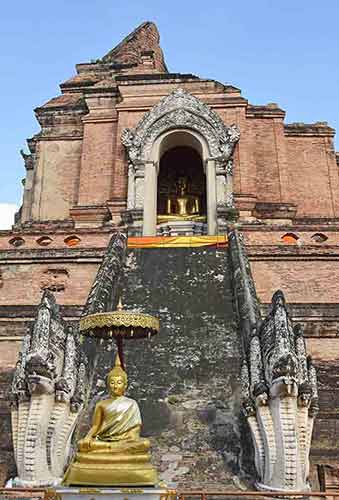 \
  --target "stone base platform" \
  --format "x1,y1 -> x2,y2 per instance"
157,220 -> 206,236
54,487 -> 177,500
